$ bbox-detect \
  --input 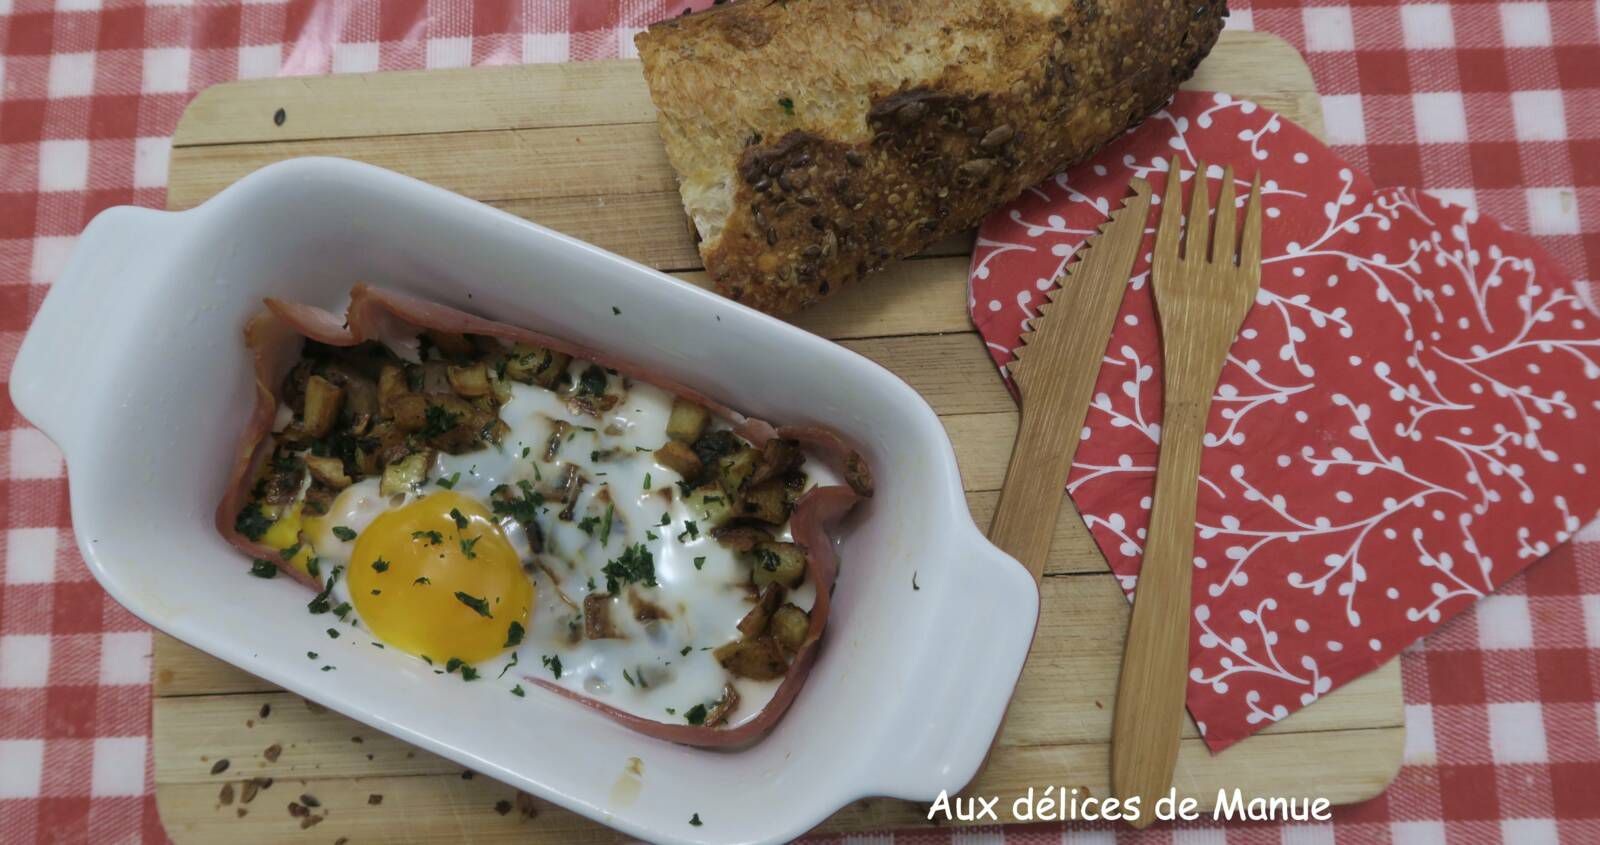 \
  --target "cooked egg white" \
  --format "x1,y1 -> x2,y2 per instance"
297,358 -> 836,727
